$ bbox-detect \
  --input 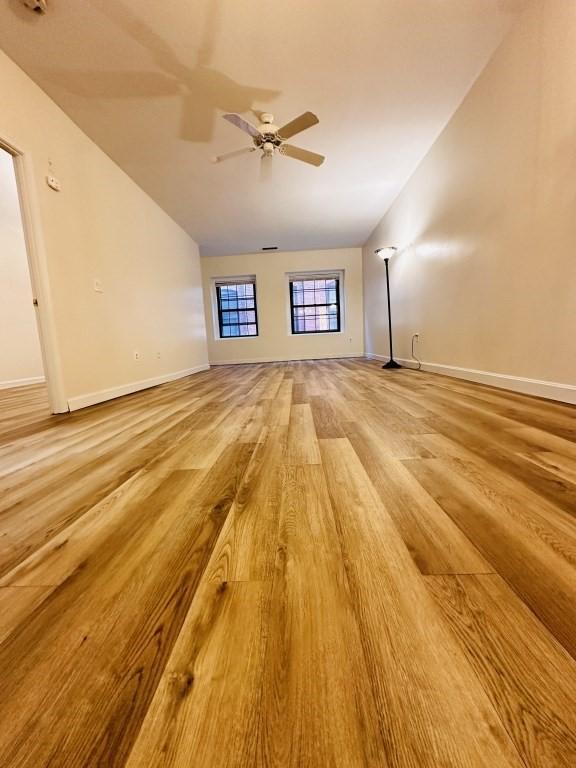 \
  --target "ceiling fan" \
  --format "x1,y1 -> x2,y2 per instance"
212,111 -> 325,168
